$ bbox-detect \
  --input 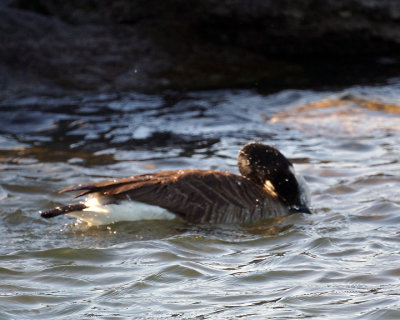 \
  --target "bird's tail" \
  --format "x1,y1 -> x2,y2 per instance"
40,203 -> 87,218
